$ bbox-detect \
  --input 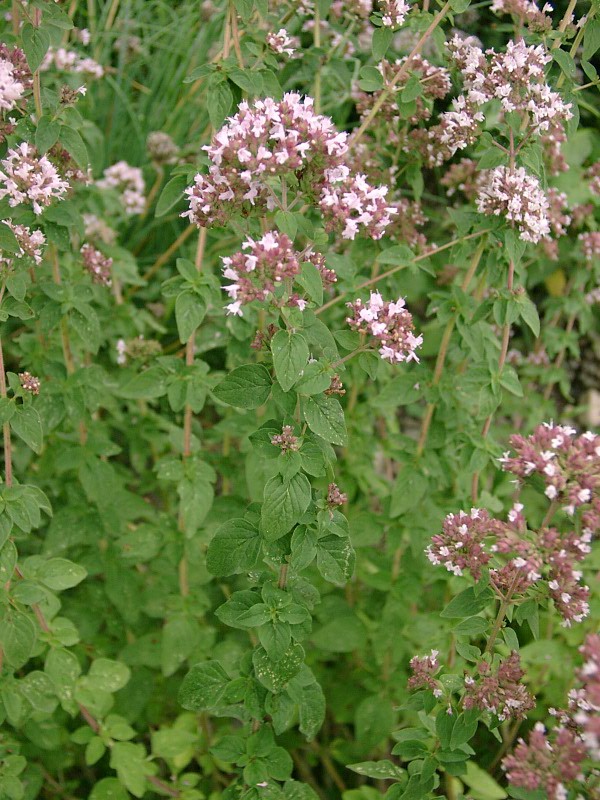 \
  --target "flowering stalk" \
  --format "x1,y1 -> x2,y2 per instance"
0,334 -> 12,489
471,258 -> 515,502
416,239 -> 486,457
350,1 -> 451,146
32,8 -> 43,117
